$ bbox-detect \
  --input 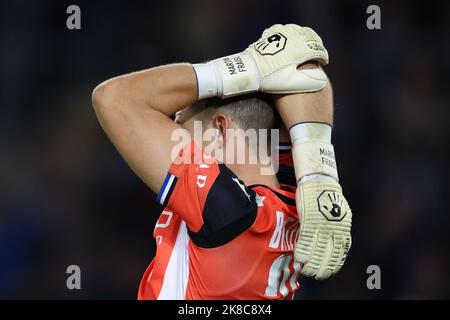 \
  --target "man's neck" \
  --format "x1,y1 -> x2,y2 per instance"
226,163 -> 280,189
